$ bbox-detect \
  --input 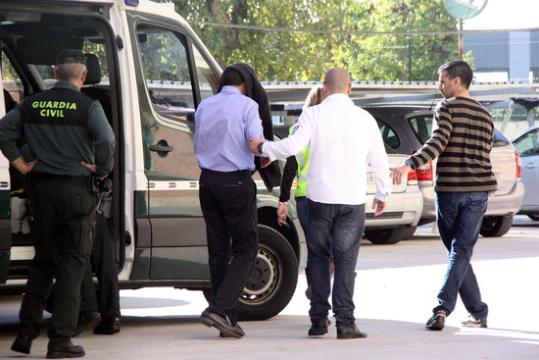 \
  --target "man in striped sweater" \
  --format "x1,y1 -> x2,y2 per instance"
392,60 -> 496,331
